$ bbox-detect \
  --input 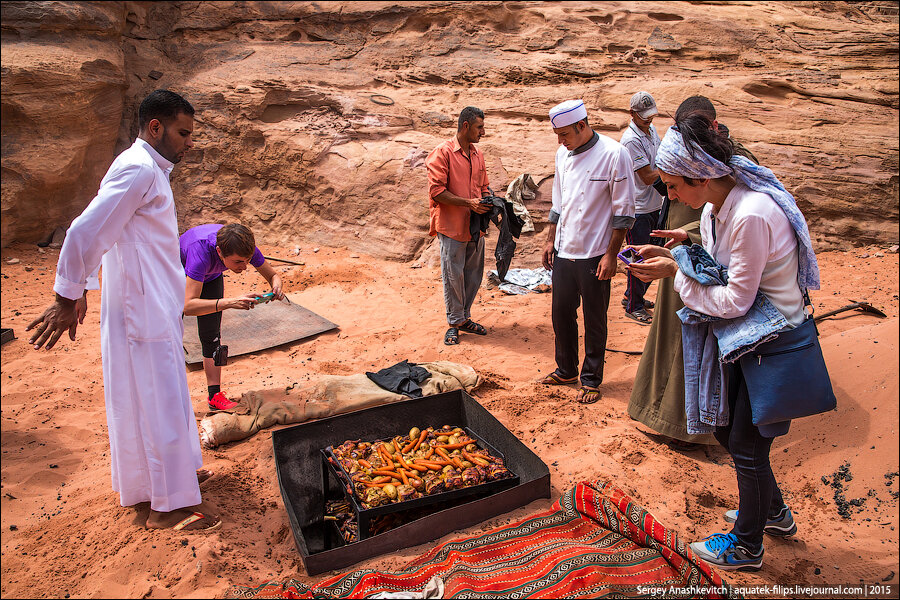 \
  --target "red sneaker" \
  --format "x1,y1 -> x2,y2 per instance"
208,392 -> 238,412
